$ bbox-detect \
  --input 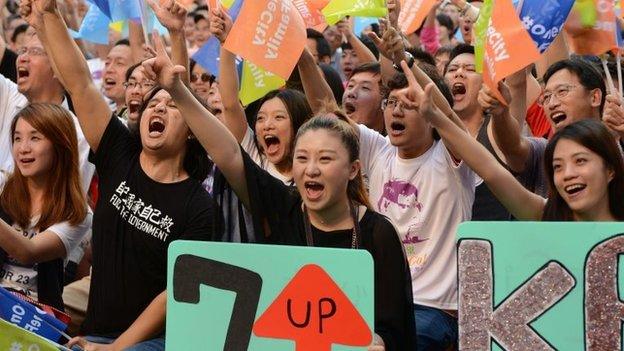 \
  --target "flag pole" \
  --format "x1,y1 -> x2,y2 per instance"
601,56 -> 617,94
617,50 -> 623,97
